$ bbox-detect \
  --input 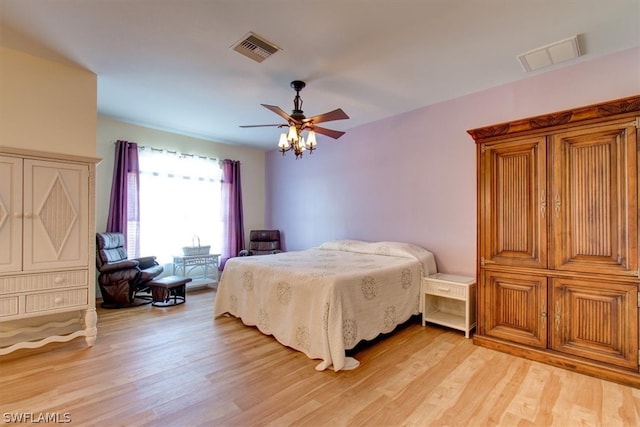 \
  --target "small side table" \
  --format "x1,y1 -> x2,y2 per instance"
422,273 -> 476,338
172,254 -> 220,288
